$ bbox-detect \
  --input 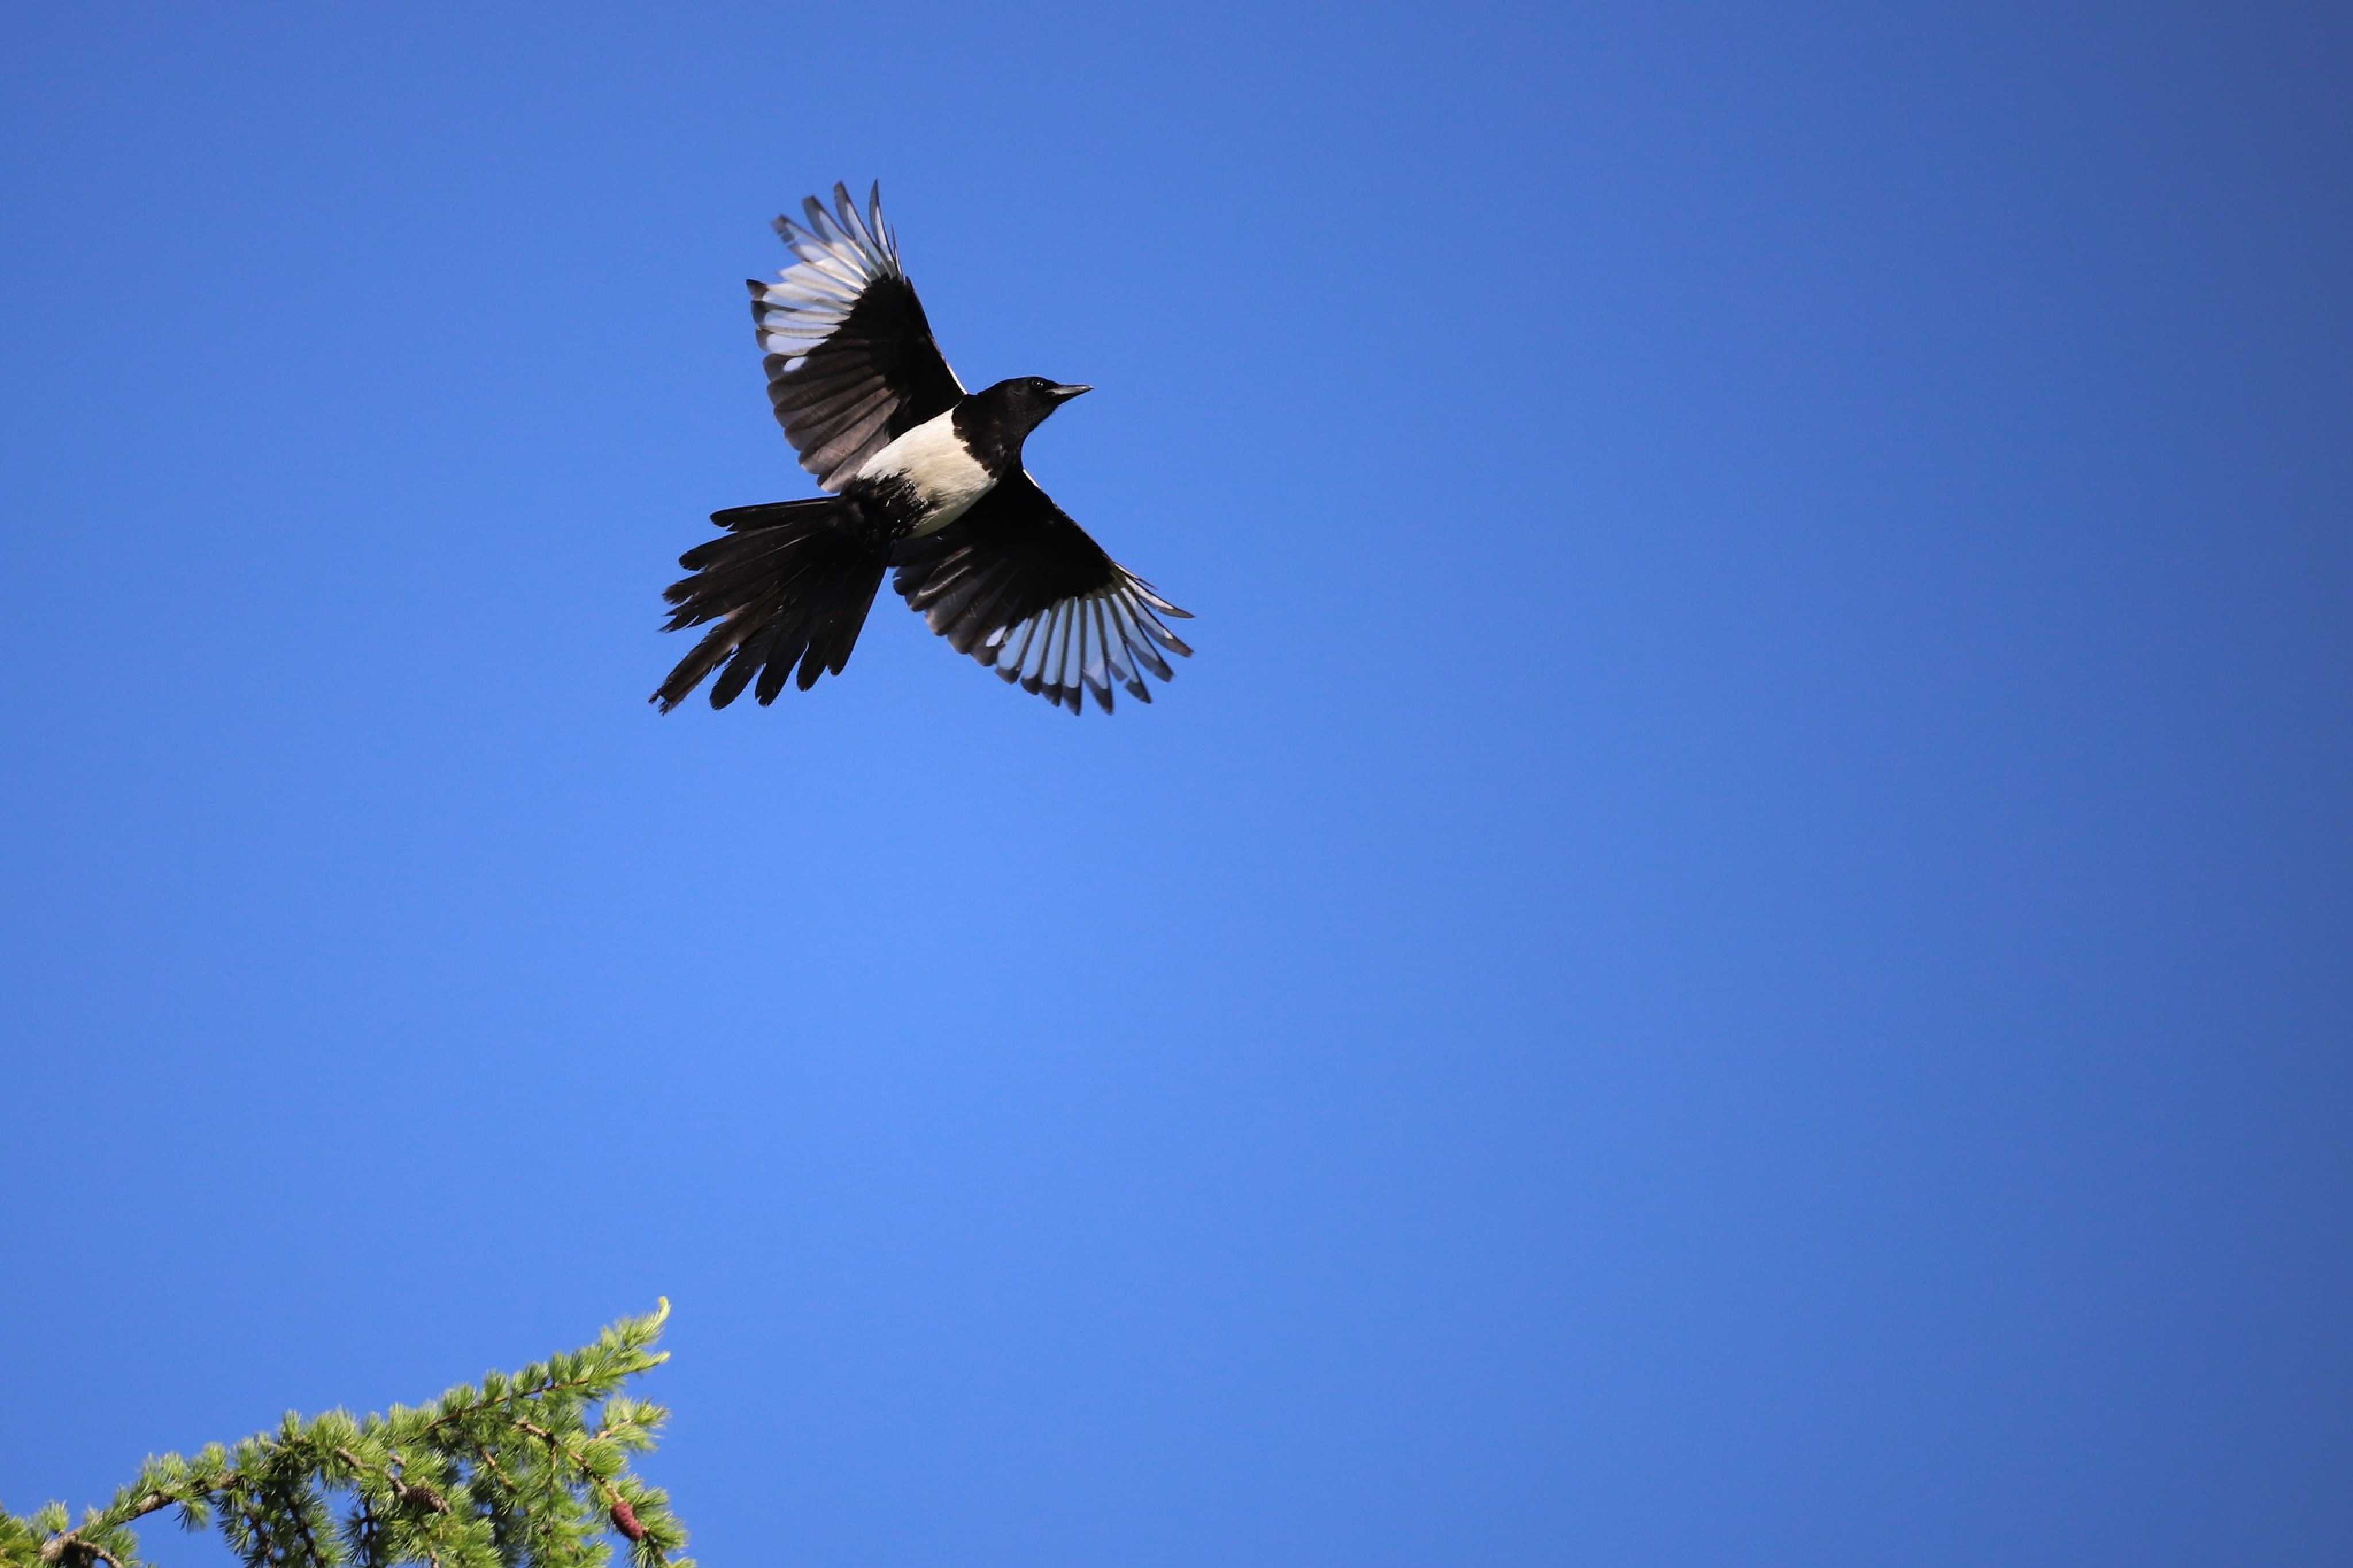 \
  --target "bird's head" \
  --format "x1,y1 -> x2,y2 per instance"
978,376 -> 1091,440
